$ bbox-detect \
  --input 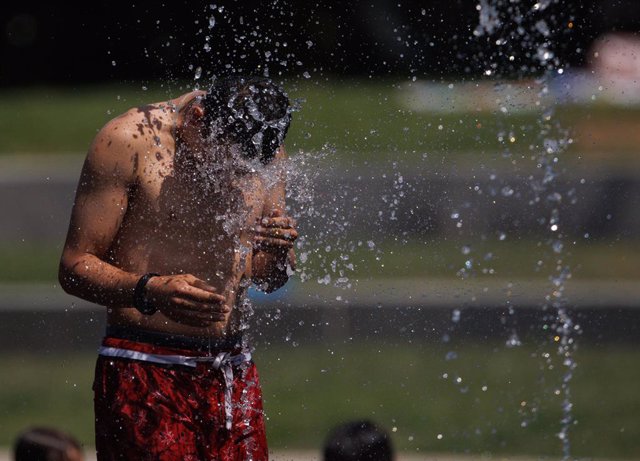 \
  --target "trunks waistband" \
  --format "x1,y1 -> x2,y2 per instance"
98,345 -> 251,369
105,325 -> 243,352
98,335 -> 252,431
